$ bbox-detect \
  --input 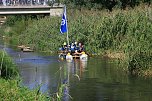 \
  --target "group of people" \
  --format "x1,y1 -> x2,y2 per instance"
59,41 -> 85,54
